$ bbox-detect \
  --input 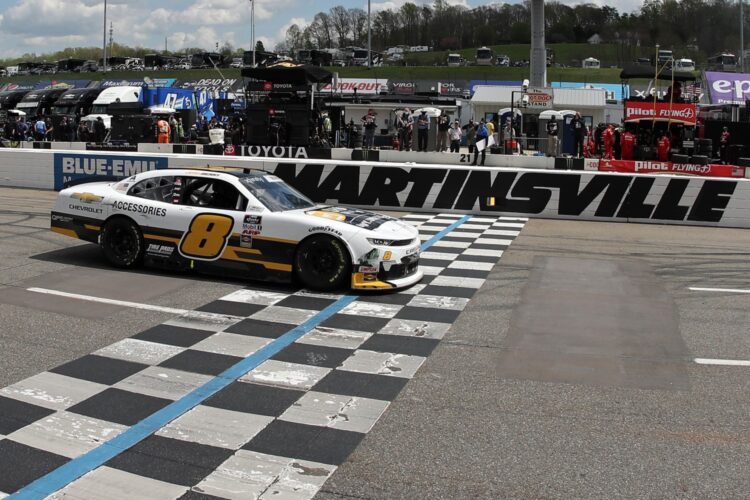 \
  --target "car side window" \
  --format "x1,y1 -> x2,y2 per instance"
128,176 -> 178,204
181,177 -> 248,211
